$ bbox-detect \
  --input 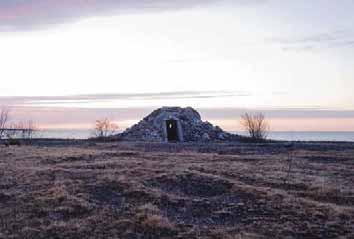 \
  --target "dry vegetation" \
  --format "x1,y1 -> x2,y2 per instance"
0,141 -> 353,238
240,113 -> 269,141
